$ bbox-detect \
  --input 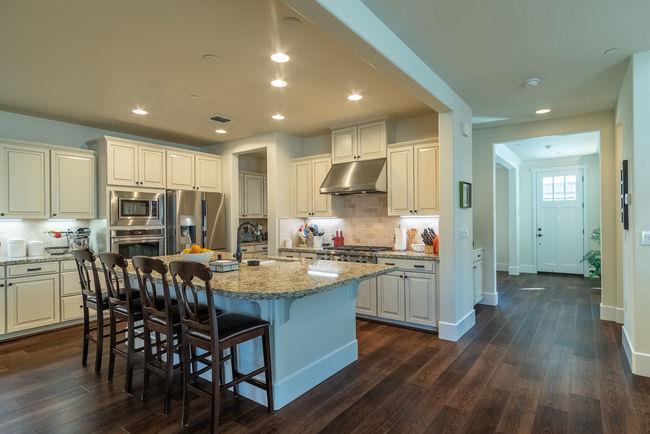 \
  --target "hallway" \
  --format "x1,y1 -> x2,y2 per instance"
0,273 -> 648,433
